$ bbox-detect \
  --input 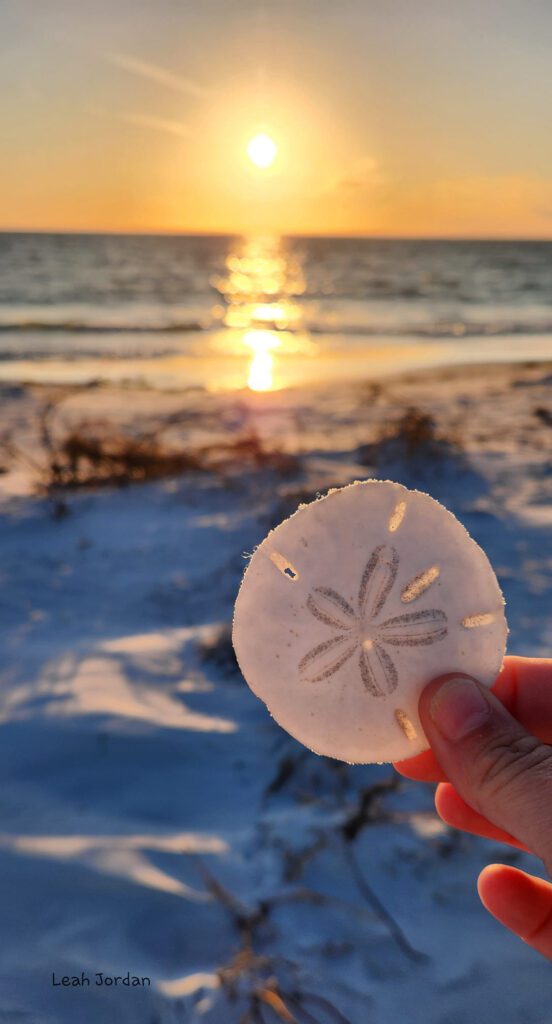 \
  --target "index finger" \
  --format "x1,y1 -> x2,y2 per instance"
393,655 -> 552,782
